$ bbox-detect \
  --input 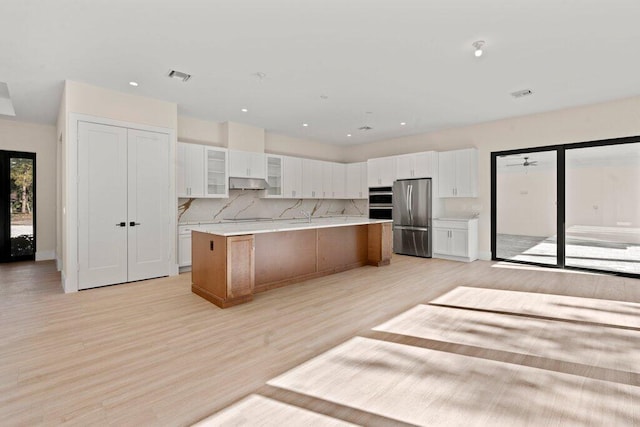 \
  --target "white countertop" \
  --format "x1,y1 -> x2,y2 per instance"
190,217 -> 392,237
